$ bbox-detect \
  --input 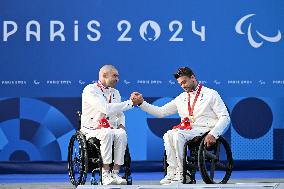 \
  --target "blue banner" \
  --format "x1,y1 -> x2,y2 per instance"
0,0 -> 284,163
